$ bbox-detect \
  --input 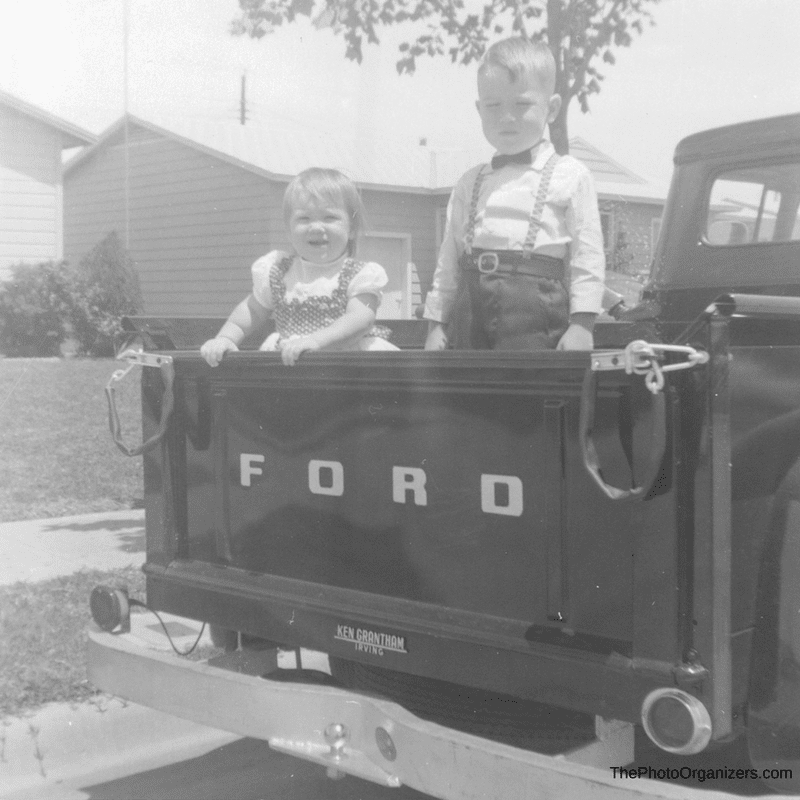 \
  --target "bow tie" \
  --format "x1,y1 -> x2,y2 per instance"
491,149 -> 533,170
